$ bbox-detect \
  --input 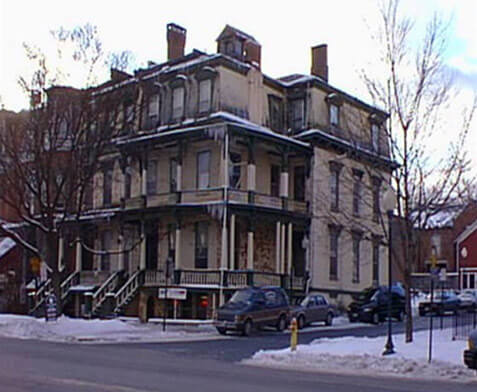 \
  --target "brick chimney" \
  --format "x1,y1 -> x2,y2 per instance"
311,44 -> 328,82
167,23 -> 186,61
